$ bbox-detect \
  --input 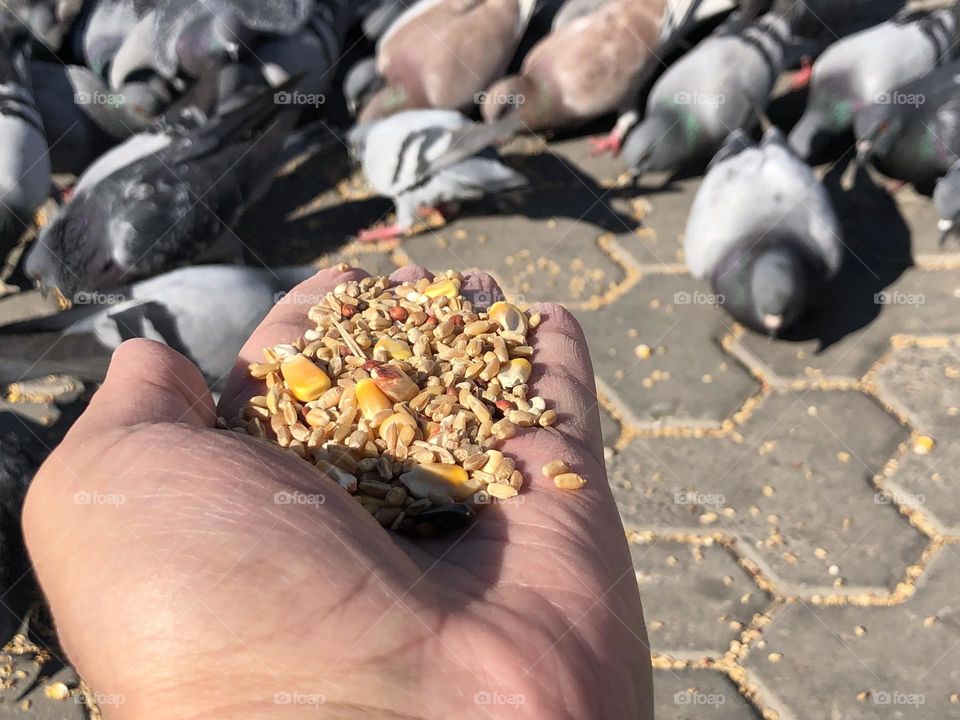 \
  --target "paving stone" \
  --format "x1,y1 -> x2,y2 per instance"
0,651 -> 86,719
611,391 -> 924,592
871,339 -> 960,533
399,186 -> 634,307
655,669 -> 759,720
734,268 -> 960,382
579,274 -> 757,428
744,548 -> 960,720
629,538 -> 769,658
